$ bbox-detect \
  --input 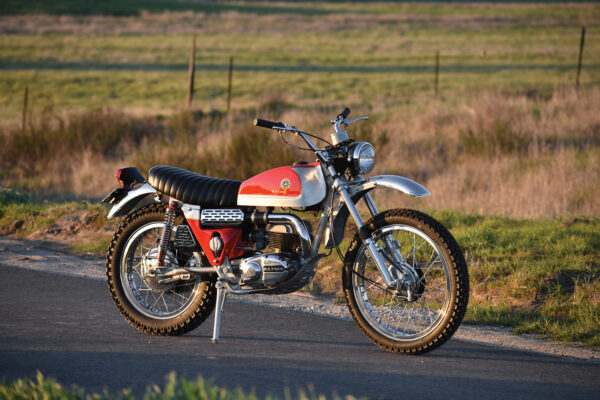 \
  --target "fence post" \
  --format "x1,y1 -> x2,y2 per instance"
227,56 -> 234,114
186,34 -> 196,109
576,26 -> 586,90
434,50 -> 440,96
22,86 -> 28,133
